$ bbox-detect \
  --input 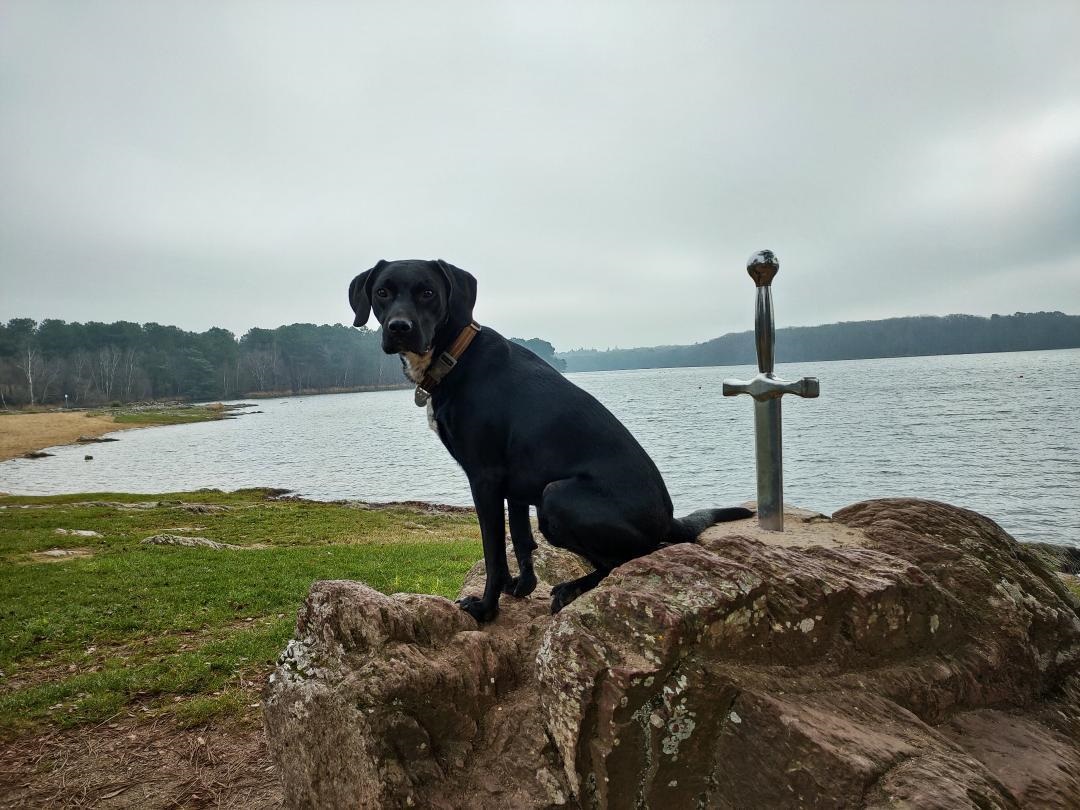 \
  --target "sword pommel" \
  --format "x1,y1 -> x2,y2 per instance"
747,249 -> 779,288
